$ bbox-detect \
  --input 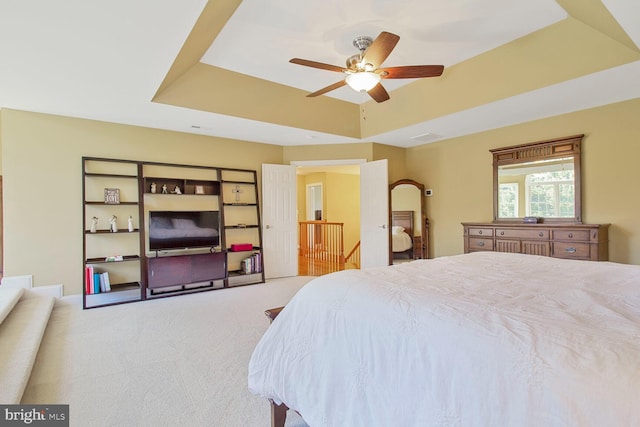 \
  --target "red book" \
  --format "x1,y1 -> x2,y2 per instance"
85,266 -> 91,294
